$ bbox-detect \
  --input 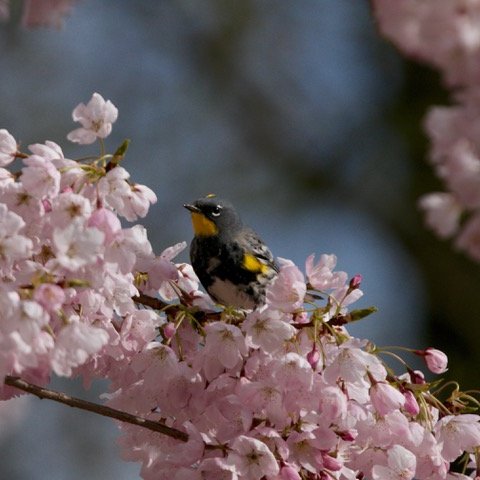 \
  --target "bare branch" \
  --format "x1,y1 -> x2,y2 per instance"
4,375 -> 189,442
